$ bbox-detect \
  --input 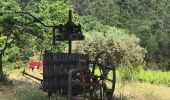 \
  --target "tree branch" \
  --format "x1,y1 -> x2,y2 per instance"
15,12 -> 58,28
0,34 -> 13,56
